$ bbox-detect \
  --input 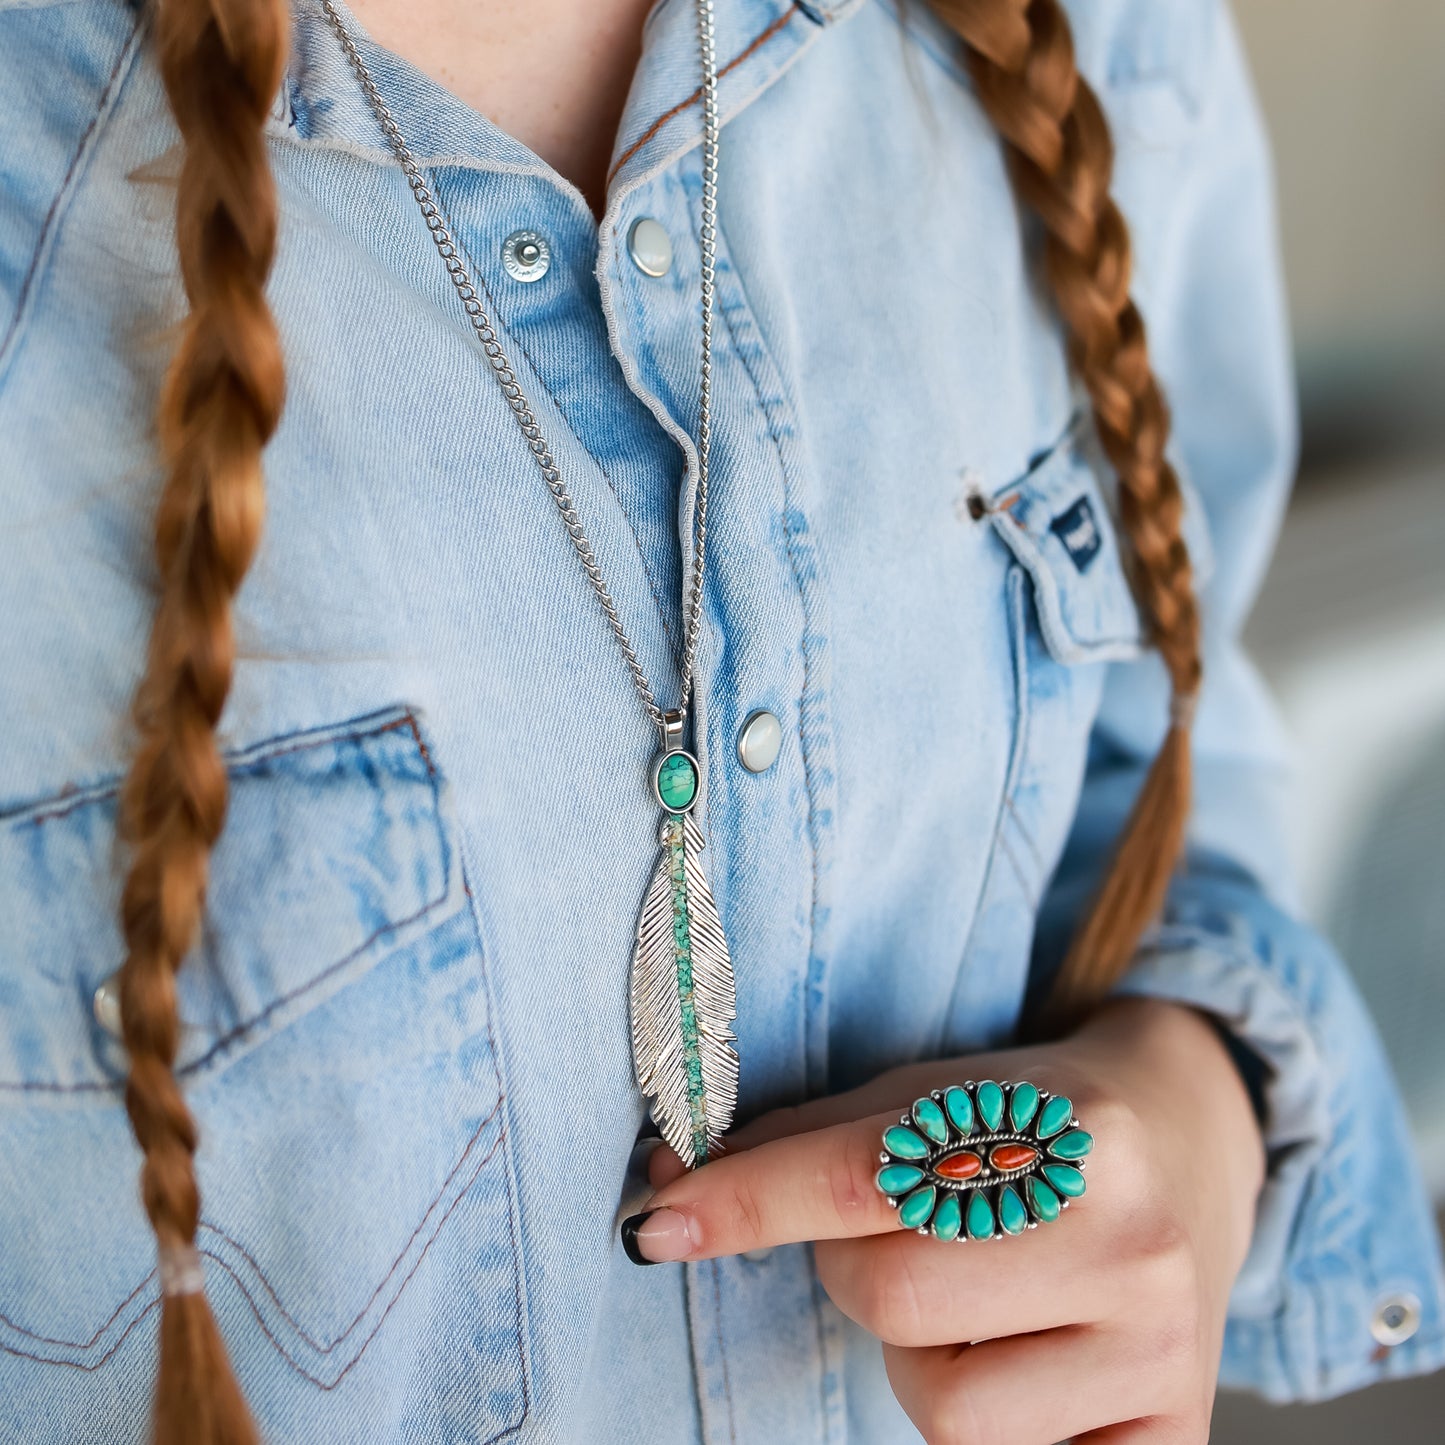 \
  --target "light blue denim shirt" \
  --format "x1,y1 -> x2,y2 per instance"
2,0 -> 1442,1440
